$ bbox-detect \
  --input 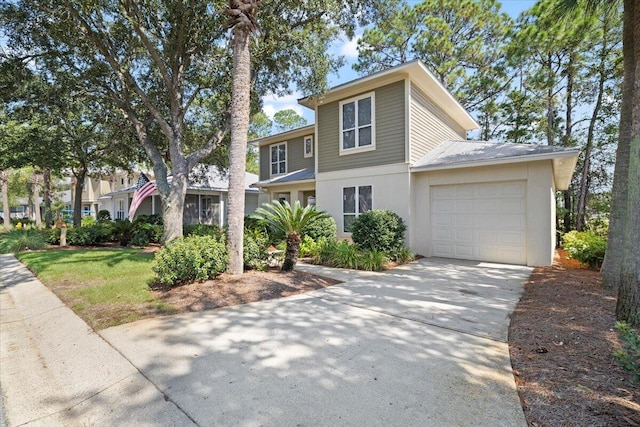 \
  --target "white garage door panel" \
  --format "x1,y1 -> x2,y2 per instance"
431,181 -> 527,265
